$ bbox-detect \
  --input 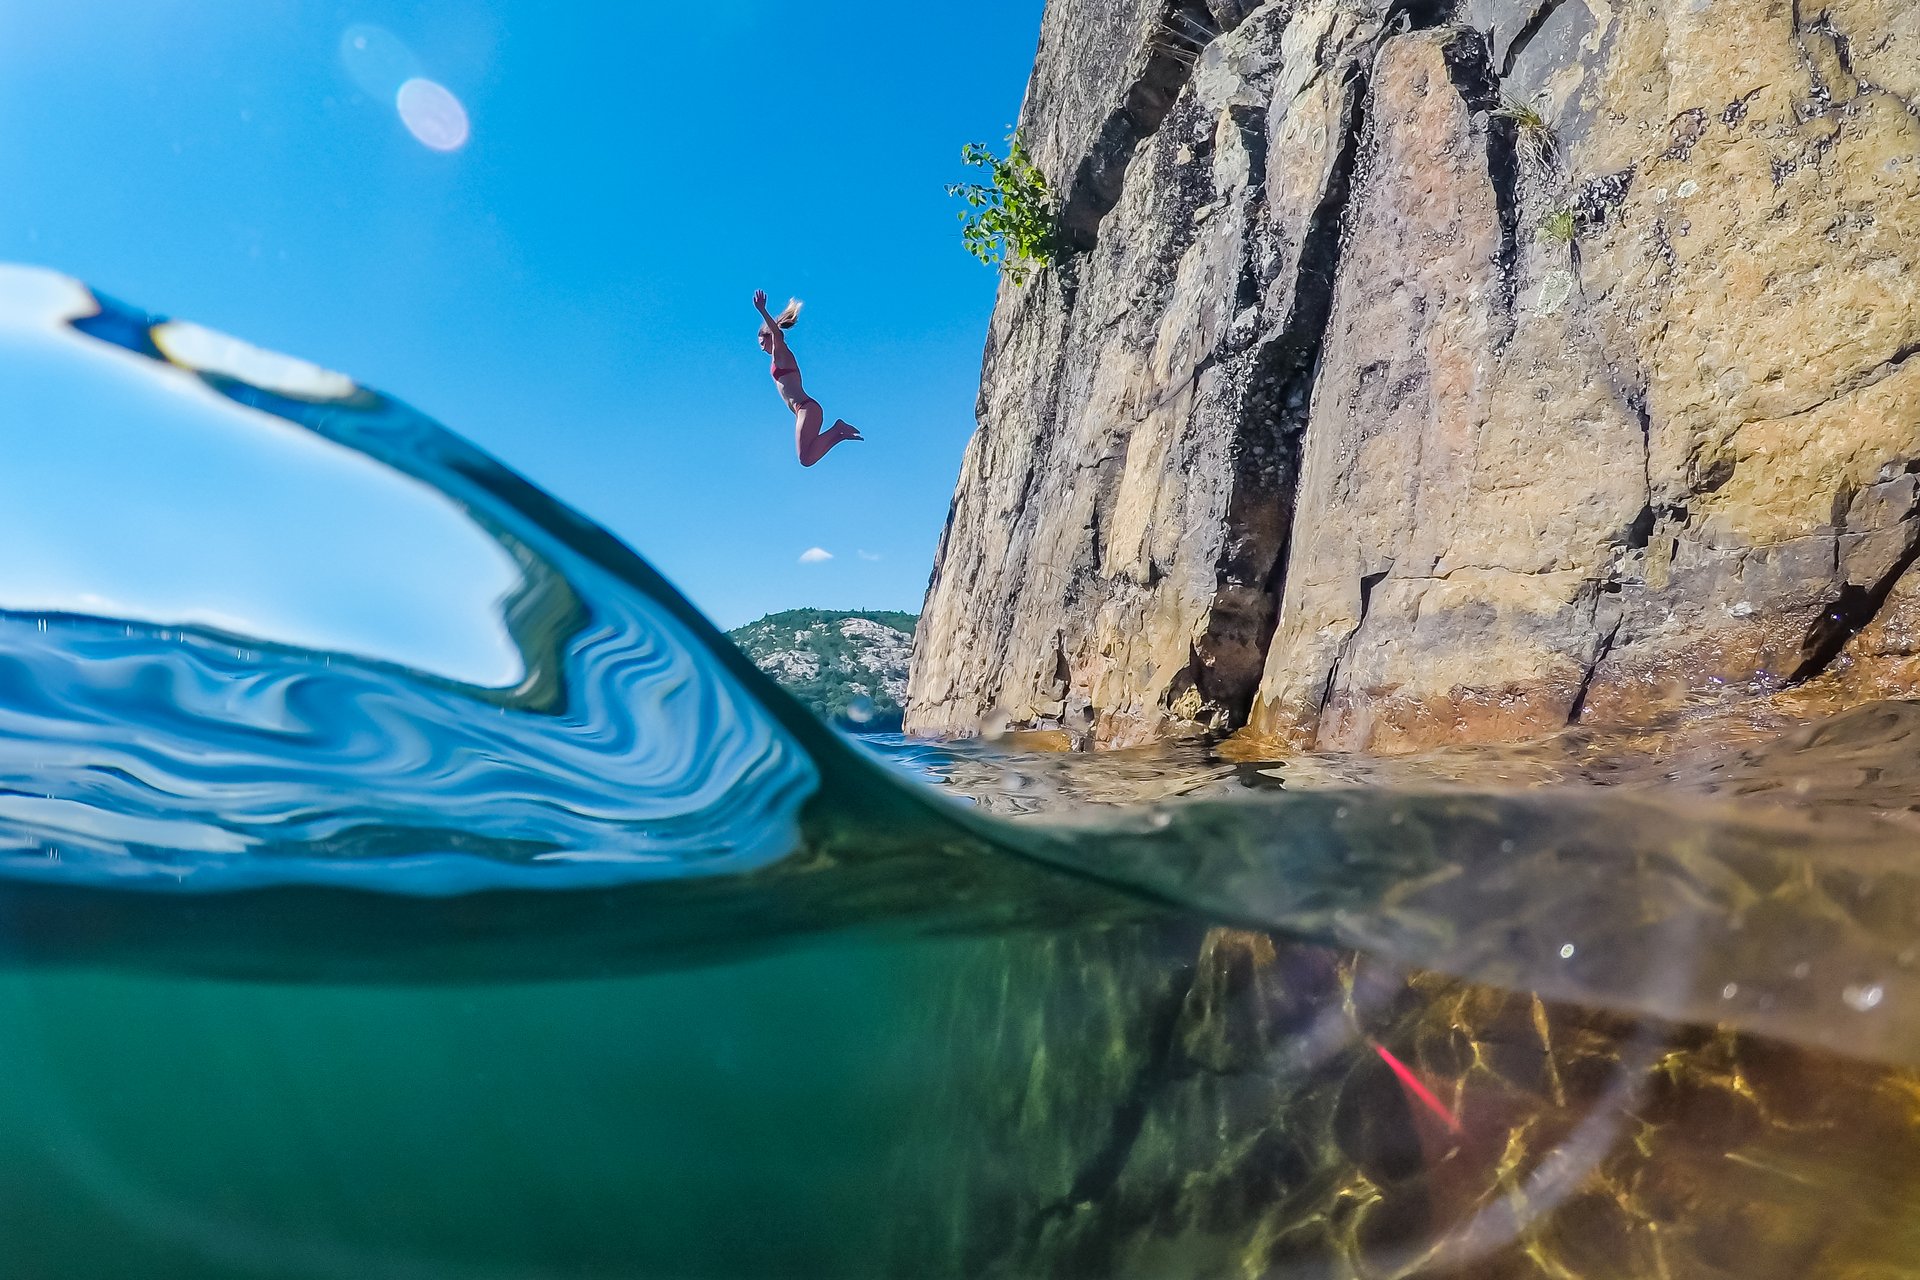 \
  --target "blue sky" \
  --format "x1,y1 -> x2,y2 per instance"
0,0 -> 1042,629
